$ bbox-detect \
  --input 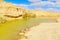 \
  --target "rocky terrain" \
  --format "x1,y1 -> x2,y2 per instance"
0,1 -> 26,21
0,1 -> 60,21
